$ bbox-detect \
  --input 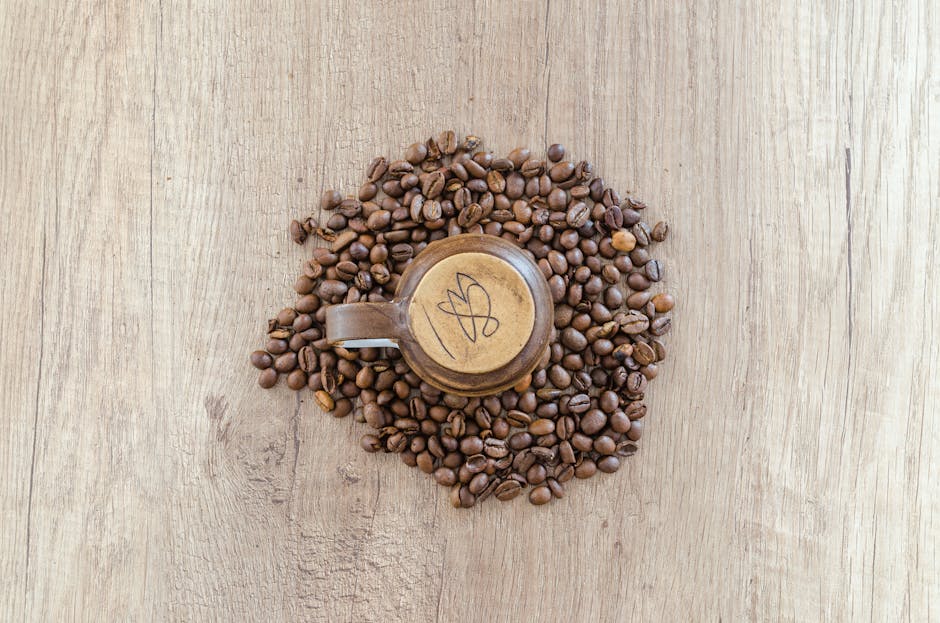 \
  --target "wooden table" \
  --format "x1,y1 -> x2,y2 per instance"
2,2 -> 937,621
